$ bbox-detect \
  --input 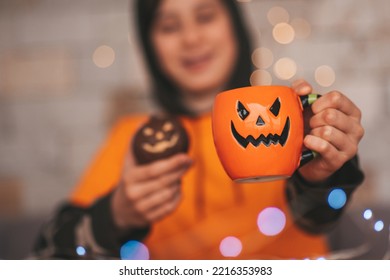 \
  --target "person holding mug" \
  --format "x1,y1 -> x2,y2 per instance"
32,0 -> 364,259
